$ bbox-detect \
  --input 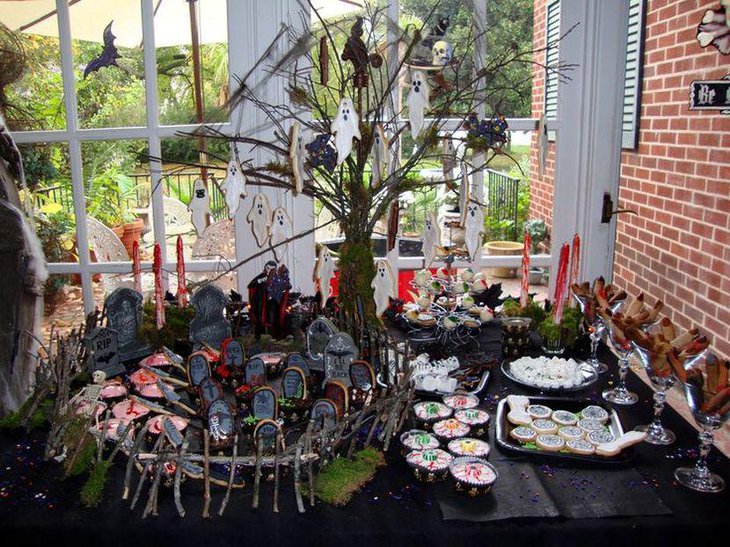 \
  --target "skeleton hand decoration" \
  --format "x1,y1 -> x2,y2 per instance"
371,259 -> 395,318
464,201 -> 485,263
188,178 -> 210,236
246,193 -> 272,247
269,207 -> 292,262
221,158 -> 247,219
289,122 -> 308,194
407,70 -> 430,138
331,97 -> 361,165
421,211 -> 441,267
370,124 -> 390,187
315,245 -> 336,307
